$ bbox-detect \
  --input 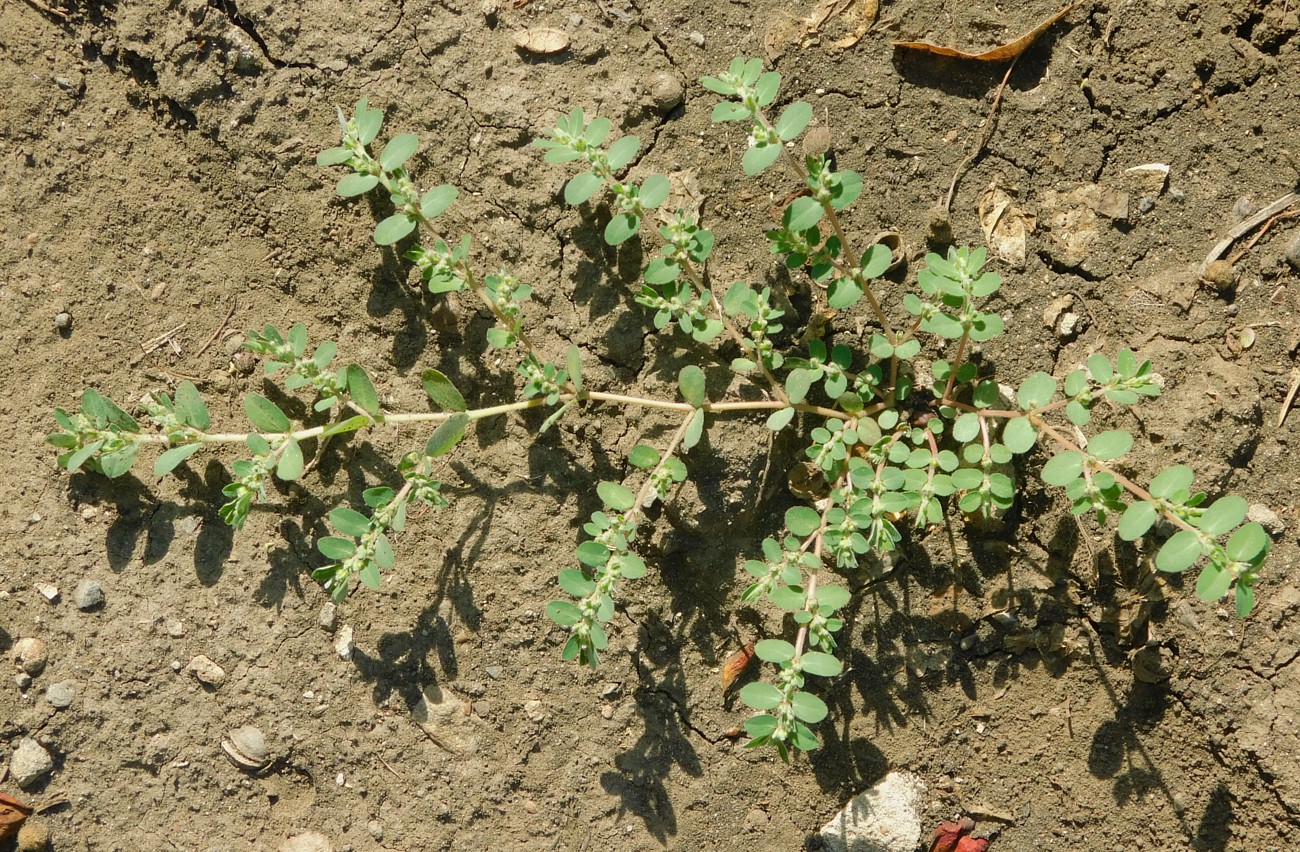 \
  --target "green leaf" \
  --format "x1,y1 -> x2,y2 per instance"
287,323 -> 308,357
767,407 -> 796,431
604,213 -> 639,245
620,553 -> 647,579
317,146 -> 352,166
700,74 -> 736,95
859,243 -> 892,279
346,364 -> 381,416
379,132 -> 420,170
374,213 -> 417,246
678,365 -> 706,408
1197,496 -> 1248,536
174,381 -> 210,430
598,480 -> 636,512
1002,416 -> 1037,453
1150,465 -> 1195,500
785,369 -> 815,405
739,682 -> 783,711
154,443 -> 202,477
643,257 -> 680,285
754,639 -> 795,664
786,506 -> 821,537
336,173 -> 379,197
1017,372 -> 1057,410
244,393 -> 291,433
827,276 -> 862,309
558,568 -> 596,598
577,540 -> 612,567
744,714 -> 778,738
1156,529 -> 1206,573
565,171 -> 604,205
566,345 -> 583,394
800,652 -> 842,677
1087,430 -> 1133,460
683,409 -> 705,450
785,197 -> 823,231
420,184 -> 458,219
1041,451 -> 1084,487
628,444 -> 661,469
830,170 -> 862,210
1226,522 -> 1270,562
1196,564 -> 1233,602
421,369 -> 467,411
1087,353 -> 1113,383
775,101 -> 812,141
816,584 -> 851,612
277,439 -> 304,481
710,101 -> 750,122
330,507 -> 371,538
98,445 -> 138,478
425,412 -> 469,458
546,600 -> 583,626
1117,501 -> 1158,541
791,690 -> 828,724
320,414 -> 373,438
1236,584 -> 1256,617
317,536 -> 357,560
606,135 -> 640,170
358,560 -> 382,590
640,174 -> 670,208
754,71 -> 781,106
742,143 -> 781,176
952,412 -> 981,443
64,441 -> 103,473
374,533 -> 396,569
